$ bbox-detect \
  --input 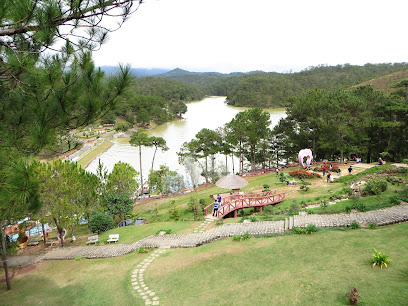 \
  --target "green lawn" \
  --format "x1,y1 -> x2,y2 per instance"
2,223 -> 407,305
146,223 -> 408,305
